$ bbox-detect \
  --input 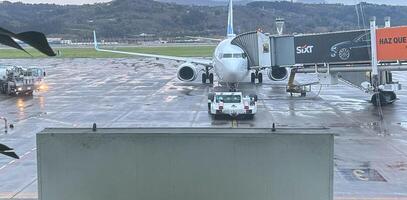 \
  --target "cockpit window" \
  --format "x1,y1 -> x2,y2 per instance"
222,53 -> 233,58
233,53 -> 242,58
220,53 -> 246,59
